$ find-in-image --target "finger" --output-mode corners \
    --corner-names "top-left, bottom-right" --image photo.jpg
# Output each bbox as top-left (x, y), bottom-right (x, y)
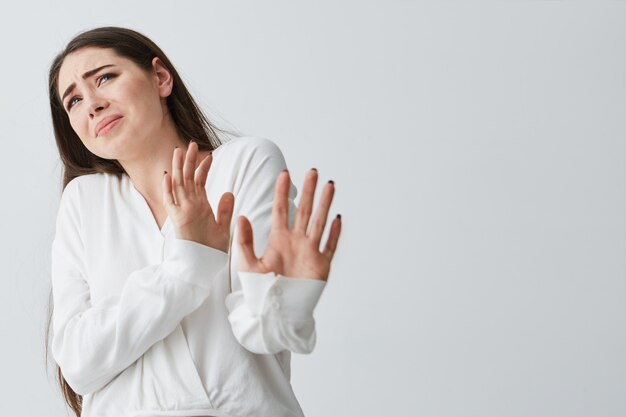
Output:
top-left (194, 152), bottom-right (213, 201)
top-left (183, 141), bottom-right (198, 194)
top-left (293, 168), bottom-right (318, 234)
top-left (271, 170), bottom-right (291, 231)
top-left (309, 180), bottom-right (335, 249)
top-left (217, 192), bottom-right (235, 229)
top-left (237, 215), bottom-right (260, 272)
top-left (162, 170), bottom-right (176, 208)
top-left (171, 147), bottom-right (186, 205)
top-left (322, 214), bottom-right (342, 262)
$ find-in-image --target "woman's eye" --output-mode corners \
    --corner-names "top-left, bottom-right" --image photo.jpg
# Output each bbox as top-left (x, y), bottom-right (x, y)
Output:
top-left (98, 73), bottom-right (115, 85)
top-left (67, 97), bottom-right (80, 110)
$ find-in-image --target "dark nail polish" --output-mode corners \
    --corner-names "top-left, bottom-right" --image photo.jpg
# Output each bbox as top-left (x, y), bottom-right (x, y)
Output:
top-left (164, 170), bottom-right (168, 174)
top-left (282, 169), bottom-right (288, 173)
top-left (312, 168), bottom-right (318, 172)
top-left (328, 180), bottom-right (334, 185)
top-left (337, 214), bottom-right (341, 220)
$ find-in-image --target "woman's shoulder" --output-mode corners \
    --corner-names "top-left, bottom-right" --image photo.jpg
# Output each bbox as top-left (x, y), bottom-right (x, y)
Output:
top-left (65, 172), bottom-right (116, 190)
top-left (56, 173), bottom-right (113, 220)
top-left (213, 135), bottom-right (285, 162)
top-left (61, 172), bottom-right (119, 202)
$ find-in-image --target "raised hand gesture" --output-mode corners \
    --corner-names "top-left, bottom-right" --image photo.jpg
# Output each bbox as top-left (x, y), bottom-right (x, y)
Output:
top-left (237, 168), bottom-right (342, 281)
top-left (162, 141), bottom-right (234, 253)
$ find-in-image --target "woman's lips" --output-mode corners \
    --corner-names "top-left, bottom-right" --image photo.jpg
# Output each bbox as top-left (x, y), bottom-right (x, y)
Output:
top-left (96, 117), bottom-right (123, 137)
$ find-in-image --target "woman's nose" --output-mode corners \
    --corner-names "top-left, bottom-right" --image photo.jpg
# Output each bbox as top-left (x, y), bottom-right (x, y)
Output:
top-left (88, 95), bottom-right (109, 118)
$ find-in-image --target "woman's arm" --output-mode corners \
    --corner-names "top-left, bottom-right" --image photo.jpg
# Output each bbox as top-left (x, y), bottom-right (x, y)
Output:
top-left (51, 177), bottom-right (229, 396)
top-left (224, 137), bottom-right (339, 354)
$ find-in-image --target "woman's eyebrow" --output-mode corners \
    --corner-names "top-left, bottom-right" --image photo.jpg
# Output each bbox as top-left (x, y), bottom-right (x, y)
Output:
top-left (60, 64), bottom-right (117, 103)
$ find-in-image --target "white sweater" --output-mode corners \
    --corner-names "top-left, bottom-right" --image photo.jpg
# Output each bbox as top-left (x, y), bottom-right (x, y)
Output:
top-left (50, 136), bottom-right (326, 417)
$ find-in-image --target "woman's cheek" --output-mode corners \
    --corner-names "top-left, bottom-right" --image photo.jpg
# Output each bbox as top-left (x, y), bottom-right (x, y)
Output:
top-left (73, 119), bottom-right (89, 142)
top-left (75, 119), bottom-right (87, 139)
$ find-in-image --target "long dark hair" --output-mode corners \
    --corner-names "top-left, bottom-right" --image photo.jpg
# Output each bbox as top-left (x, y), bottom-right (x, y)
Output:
top-left (45, 26), bottom-right (238, 416)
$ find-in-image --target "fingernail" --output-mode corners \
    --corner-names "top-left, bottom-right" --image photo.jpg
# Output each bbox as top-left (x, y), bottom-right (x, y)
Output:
top-left (311, 168), bottom-right (317, 172)
top-left (328, 180), bottom-right (334, 185)
top-left (337, 214), bottom-right (341, 220)
top-left (164, 170), bottom-right (168, 174)
top-left (282, 169), bottom-right (288, 173)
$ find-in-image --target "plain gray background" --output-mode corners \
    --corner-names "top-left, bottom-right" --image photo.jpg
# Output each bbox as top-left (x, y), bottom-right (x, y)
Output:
top-left (0, 1), bottom-right (624, 416)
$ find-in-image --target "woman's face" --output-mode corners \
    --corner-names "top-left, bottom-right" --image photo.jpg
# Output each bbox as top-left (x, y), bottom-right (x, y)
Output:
top-left (57, 47), bottom-right (173, 161)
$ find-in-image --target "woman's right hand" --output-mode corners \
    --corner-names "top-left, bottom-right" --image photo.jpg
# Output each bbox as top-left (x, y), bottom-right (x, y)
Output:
top-left (162, 141), bottom-right (234, 253)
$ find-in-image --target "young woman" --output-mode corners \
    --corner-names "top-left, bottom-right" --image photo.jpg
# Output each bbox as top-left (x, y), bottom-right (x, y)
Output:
top-left (46, 26), bottom-right (341, 417)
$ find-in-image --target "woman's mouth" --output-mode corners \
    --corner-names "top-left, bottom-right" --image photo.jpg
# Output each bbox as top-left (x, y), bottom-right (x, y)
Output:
top-left (96, 116), bottom-right (123, 137)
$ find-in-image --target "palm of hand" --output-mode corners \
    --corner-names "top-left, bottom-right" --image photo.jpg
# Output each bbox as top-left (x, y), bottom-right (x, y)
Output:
top-left (163, 142), bottom-right (234, 253)
top-left (250, 228), bottom-right (331, 280)
top-left (238, 169), bottom-right (341, 281)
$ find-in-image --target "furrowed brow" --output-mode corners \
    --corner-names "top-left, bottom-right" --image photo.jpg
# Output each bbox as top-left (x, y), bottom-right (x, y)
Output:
top-left (60, 64), bottom-right (117, 103)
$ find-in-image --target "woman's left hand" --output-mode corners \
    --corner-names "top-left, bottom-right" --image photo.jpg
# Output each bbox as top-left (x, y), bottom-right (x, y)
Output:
top-left (237, 169), bottom-right (342, 281)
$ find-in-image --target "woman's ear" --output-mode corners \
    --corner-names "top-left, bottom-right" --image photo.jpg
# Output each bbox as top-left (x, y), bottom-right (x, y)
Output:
top-left (151, 57), bottom-right (173, 98)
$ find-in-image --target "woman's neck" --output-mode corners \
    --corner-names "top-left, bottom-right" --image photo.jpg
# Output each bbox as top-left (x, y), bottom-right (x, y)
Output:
top-left (116, 112), bottom-right (211, 213)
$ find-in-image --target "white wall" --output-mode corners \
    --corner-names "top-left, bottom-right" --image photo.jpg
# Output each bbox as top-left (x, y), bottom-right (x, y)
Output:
top-left (0, 1), bottom-right (624, 416)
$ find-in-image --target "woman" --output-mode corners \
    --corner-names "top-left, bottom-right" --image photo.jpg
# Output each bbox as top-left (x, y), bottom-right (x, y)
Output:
top-left (46, 26), bottom-right (341, 417)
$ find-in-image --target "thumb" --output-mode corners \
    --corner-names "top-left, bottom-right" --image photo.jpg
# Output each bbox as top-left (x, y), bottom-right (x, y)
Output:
top-left (216, 192), bottom-right (235, 228)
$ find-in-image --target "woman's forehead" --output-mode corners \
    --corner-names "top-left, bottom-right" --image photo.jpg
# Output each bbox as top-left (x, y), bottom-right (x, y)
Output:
top-left (60, 47), bottom-right (120, 75)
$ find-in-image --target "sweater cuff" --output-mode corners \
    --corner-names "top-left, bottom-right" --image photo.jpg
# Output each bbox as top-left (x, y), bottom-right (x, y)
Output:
top-left (163, 238), bottom-right (229, 288)
top-left (239, 271), bottom-right (326, 320)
